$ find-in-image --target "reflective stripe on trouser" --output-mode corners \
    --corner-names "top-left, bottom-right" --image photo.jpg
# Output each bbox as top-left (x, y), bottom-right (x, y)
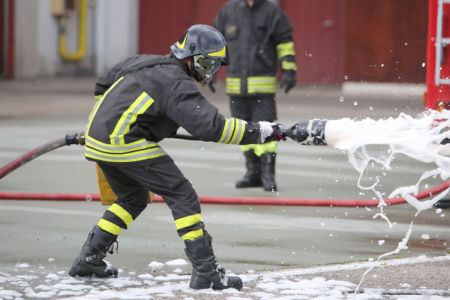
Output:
top-left (174, 214), bottom-right (205, 240)
top-left (96, 157), bottom-right (202, 238)
top-left (241, 142), bottom-right (277, 157)
top-left (226, 76), bottom-right (276, 95)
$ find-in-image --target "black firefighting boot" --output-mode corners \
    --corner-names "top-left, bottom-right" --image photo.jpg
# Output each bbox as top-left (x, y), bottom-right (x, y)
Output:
top-left (184, 232), bottom-right (243, 290)
top-left (235, 149), bottom-right (262, 188)
top-left (261, 152), bottom-right (277, 192)
top-left (69, 225), bottom-right (118, 278)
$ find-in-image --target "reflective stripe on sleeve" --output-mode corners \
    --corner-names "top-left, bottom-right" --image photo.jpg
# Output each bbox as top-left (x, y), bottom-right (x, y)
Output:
top-left (281, 60), bottom-right (297, 71)
top-left (218, 118), bottom-right (246, 144)
top-left (276, 41), bottom-right (295, 59)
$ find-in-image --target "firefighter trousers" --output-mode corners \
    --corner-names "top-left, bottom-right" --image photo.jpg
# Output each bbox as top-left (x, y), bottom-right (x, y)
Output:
top-left (97, 157), bottom-right (203, 238)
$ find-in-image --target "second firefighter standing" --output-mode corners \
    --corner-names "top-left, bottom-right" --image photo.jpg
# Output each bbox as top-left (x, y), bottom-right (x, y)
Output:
top-left (213, 0), bottom-right (297, 192)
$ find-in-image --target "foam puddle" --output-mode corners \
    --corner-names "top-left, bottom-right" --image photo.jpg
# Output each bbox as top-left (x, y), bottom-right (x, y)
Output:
top-left (324, 109), bottom-right (450, 295)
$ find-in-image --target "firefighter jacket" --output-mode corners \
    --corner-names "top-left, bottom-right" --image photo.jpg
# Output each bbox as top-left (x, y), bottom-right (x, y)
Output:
top-left (214, 0), bottom-right (297, 96)
top-left (85, 54), bottom-right (261, 164)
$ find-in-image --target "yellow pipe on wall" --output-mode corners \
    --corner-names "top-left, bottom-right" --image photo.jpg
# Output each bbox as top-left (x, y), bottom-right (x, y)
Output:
top-left (59, 0), bottom-right (87, 61)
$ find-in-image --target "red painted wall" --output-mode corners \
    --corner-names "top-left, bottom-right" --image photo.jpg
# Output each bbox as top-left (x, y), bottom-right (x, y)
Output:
top-left (138, 0), bottom-right (426, 84)
top-left (138, 0), bottom-right (226, 55)
top-left (280, 0), bottom-right (346, 84)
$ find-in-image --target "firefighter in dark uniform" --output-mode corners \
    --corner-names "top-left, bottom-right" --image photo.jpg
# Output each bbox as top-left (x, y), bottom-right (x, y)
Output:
top-left (213, 0), bottom-right (297, 192)
top-left (68, 24), bottom-right (286, 291)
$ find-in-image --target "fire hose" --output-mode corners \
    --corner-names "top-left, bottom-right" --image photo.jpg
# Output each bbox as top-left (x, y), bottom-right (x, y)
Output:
top-left (0, 130), bottom-right (449, 207)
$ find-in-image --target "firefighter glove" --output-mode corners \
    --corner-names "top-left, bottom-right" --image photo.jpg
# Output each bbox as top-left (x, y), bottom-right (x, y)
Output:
top-left (259, 121), bottom-right (287, 143)
top-left (280, 70), bottom-right (296, 94)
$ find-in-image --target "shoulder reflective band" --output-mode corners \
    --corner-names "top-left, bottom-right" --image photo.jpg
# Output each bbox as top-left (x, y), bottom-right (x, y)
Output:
top-left (276, 41), bottom-right (295, 59)
top-left (110, 91), bottom-right (155, 145)
top-left (247, 76), bottom-right (276, 94)
top-left (85, 76), bottom-right (124, 136)
top-left (218, 118), bottom-right (246, 145)
top-left (226, 77), bottom-right (241, 94)
top-left (282, 61), bottom-right (297, 71)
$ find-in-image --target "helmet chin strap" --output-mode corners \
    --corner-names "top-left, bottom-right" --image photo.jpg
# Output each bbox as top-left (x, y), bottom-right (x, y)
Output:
top-left (190, 57), bottom-right (209, 86)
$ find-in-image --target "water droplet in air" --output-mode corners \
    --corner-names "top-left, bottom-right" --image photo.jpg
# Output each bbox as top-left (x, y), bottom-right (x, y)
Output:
top-left (421, 233), bottom-right (430, 240)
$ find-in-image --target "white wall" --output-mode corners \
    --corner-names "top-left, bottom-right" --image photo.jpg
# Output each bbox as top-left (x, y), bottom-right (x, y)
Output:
top-left (13, 0), bottom-right (138, 79)
top-left (95, 0), bottom-right (138, 75)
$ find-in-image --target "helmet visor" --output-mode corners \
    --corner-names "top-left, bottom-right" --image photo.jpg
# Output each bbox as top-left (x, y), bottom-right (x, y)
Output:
top-left (193, 55), bottom-right (222, 85)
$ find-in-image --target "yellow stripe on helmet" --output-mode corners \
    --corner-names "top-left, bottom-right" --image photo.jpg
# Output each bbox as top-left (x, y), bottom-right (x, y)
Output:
top-left (177, 33), bottom-right (188, 49)
top-left (208, 46), bottom-right (226, 57)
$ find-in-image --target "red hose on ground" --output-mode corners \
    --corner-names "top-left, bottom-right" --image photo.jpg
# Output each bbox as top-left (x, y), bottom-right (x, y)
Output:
top-left (0, 180), bottom-right (448, 206)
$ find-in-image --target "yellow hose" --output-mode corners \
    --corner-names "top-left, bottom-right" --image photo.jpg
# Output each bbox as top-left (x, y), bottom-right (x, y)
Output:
top-left (58, 0), bottom-right (87, 61)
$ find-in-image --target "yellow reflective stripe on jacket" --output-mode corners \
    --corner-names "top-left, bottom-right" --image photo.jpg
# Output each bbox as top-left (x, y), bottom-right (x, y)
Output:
top-left (182, 229), bottom-right (204, 240)
top-left (174, 213), bottom-right (203, 230)
top-left (276, 41), bottom-right (295, 59)
top-left (108, 203), bottom-right (133, 227)
top-left (85, 133), bottom-right (167, 163)
top-left (85, 76), bottom-right (124, 136)
top-left (218, 118), bottom-right (246, 145)
top-left (98, 219), bottom-right (121, 235)
top-left (86, 136), bottom-right (158, 151)
top-left (110, 92), bottom-right (155, 145)
top-left (226, 77), bottom-right (241, 94)
top-left (85, 143), bottom-right (166, 162)
top-left (247, 76), bottom-right (276, 94)
top-left (281, 61), bottom-right (297, 71)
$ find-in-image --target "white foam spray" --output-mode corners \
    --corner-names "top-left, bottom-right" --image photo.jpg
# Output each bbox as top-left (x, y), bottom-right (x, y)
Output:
top-left (324, 110), bottom-right (450, 297)
top-left (325, 109), bottom-right (450, 215)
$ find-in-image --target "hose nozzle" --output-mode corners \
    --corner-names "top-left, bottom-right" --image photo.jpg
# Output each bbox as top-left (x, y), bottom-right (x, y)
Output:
top-left (282, 119), bottom-right (327, 145)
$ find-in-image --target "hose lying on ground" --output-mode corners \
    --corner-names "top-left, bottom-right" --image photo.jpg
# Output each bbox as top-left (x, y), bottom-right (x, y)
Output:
top-left (0, 179), bottom-right (449, 207)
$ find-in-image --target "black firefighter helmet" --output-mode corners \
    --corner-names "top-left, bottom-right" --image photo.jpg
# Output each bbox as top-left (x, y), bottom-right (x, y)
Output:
top-left (171, 24), bottom-right (228, 85)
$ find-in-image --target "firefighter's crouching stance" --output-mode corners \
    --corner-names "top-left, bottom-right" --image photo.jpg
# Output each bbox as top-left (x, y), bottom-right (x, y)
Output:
top-left (69, 24), bottom-right (286, 290)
